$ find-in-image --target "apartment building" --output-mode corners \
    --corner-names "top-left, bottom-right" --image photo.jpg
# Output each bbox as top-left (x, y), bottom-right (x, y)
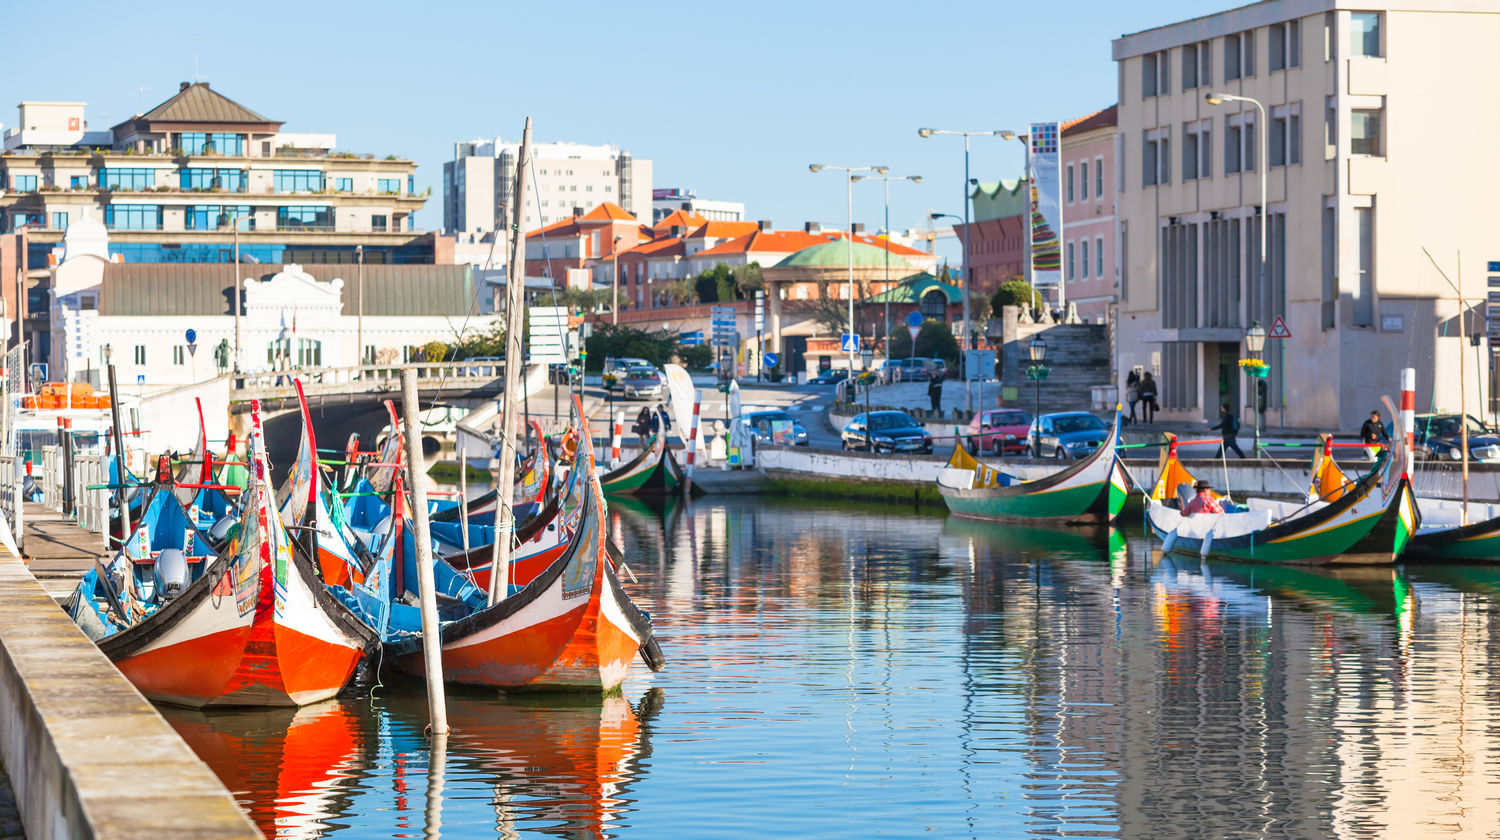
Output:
top-left (651, 188), bottom-right (745, 223)
top-left (442, 137), bottom-right (652, 246)
top-left (1060, 105), bottom-right (1119, 323)
top-left (0, 83), bottom-right (428, 263)
top-left (1114, 0), bottom-right (1500, 429)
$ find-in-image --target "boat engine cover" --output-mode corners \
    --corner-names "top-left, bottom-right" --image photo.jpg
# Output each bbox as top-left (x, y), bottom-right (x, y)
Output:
top-left (209, 514), bottom-right (240, 544)
top-left (154, 548), bottom-right (188, 603)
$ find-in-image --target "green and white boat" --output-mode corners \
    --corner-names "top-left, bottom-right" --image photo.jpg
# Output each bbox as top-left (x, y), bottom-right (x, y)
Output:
top-left (1146, 433), bottom-right (1418, 566)
top-left (598, 426), bottom-right (683, 497)
top-left (936, 413), bottom-right (1128, 525)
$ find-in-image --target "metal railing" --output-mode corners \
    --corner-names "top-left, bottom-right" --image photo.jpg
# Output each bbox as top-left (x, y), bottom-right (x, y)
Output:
top-left (0, 456), bottom-right (23, 552)
top-left (233, 362), bottom-right (505, 401)
top-left (38, 446), bottom-right (109, 536)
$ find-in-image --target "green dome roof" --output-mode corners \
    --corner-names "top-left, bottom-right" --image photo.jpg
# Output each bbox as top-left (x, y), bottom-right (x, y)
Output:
top-left (777, 240), bottom-right (911, 269)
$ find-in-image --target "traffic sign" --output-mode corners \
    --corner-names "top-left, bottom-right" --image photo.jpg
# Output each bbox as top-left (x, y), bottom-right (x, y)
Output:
top-left (908, 325), bottom-right (920, 342)
top-left (905, 311), bottom-right (923, 329)
top-left (840, 333), bottom-right (860, 353)
top-left (1268, 315), bottom-right (1291, 339)
top-left (763, 352), bottom-right (778, 368)
top-left (965, 349), bottom-right (996, 381)
top-left (185, 328), bottom-right (197, 344)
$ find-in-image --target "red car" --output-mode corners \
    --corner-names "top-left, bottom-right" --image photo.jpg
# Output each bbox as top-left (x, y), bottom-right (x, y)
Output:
top-left (965, 409), bottom-right (1032, 455)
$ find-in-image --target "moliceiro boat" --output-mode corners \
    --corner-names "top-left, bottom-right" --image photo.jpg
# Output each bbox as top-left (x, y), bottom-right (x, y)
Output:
top-left (1145, 431), bottom-right (1418, 566)
top-left (936, 412), bottom-right (1128, 524)
top-left (599, 412), bottom-right (683, 497)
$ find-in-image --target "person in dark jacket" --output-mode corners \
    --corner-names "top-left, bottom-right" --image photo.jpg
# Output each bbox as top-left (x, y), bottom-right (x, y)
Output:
top-left (1211, 403), bottom-right (1246, 458)
top-left (1360, 409), bottom-right (1390, 460)
top-left (1139, 372), bottom-right (1159, 423)
top-left (634, 406), bottom-right (652, 438)
top-left (927, 377), bottom-right (943, 414)
top-left (1125, 369), bottom-right (1142, 425)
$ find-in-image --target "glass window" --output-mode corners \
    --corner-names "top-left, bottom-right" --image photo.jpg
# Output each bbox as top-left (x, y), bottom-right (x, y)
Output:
top-left (1351, 109), bottom-right (1381, 155)
top-left (51, 212), bottom-right (67, 230)
top-left (1066, 241), bottom-right (1075, 280)
top-left (1143, 53), bottom-right (1158, 97)
top-left (134, 345), bottom-right (145, 365)
top-left (13, 174), bottom-right (37, 192)
top-left (273, 170), bottom-right (325, 193)
top-left (276, 205), bottom-right (333, 230)
top-left (173, 346), bottom-right (186, 366)
top-left (1289, 20), bottom-right (1301, 67)
top-left (104, 204), bottom-right (162, 230)
top-left (70, 175), bottom-right (89, 189)
top-left (1244, 119), bottom-right (1256, 170)
top-left (1080, 161), bottom-right (1089, 200)
top-left (335, 177), bottom-right (353, 192)
top-left (1244, 30), bottom-right (1256, 76)
top-left (186, 205), bottom-right (251, 231)
top-left (179, 132), bottom-right (244, 156)
top-left (1066, 165), bottom-right (1075, 203)
top-left (371, 214), bottom-right (388, 231)
top-left (1182, 43), bottom-right (1199, 89)
top-left (179, 168), bottom-right (245, 192)
top-left (1094, 157), bottom-right (1103, 197)
top-left (1225, 33), bottom-right (1242, 80)
top-left (1354, 205), bottom-right (1374, 326)
top-left (1095, 236), bottom-right (1104, 276)
top-left (101, 168), bottom-right (156, 190)
top-left (1289, 113), bottom-right (1301, 164)
top-left (1081, 239), bottom-right (1090, 278)
top-left (1270, 23), bottom-right (1287, 70)
top-left (1351, 12), bottom-right (1381, 57)
top-left (1271, 116), bottom-right (1287, 166)
top-left (1143, 137), bottom-right (1159, 186)
top-left (1183, 129), bottom-right (1199, 180)
top-left (377, 178), bottom-right (400, 194)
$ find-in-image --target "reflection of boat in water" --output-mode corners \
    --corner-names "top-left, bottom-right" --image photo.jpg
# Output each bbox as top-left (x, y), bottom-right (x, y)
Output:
top-left (940, 516), bottom-right (1125, 564)
top-left (1190, 557), bottom-right (1410, 616)
top-left (1406, 564), bottom-right (1500, 597)
top-left (162, 700), bottom-right (364, 839)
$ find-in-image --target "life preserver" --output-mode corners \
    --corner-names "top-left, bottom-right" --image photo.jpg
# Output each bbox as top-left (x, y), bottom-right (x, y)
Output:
top-left (560, 429), bottom-right (579, 464)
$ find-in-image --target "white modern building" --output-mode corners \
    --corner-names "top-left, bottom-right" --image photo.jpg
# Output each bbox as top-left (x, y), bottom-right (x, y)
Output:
top-left (1114, 0), bottom-right (1500, 430)
top-left (47, 217), bottom-right (488, 388)
top-left (651, 188), bottom-right (745, 223)
top-left (442, 137), bottom-right (652, 247)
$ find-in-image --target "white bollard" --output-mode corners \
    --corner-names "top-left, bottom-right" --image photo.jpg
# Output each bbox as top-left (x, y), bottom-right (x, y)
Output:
top-left (1400, 367), bottom-right (1415, 480)
top-left (611, 411), bottom-right (623, 467)
top-left (684, 391), bottom-right (702, 494)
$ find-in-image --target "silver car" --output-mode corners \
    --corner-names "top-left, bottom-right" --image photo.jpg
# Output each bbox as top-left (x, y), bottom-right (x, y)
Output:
top-left (622, 367), bottom-right (664, 400)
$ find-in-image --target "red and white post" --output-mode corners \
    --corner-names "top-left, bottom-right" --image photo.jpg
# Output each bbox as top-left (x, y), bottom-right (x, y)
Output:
top-left (1400, 367), bottom-right (1415, 480)
top-left (684, 390), bottom-right (702, 494)
top-left (611, 411), bottom-right (623, 468)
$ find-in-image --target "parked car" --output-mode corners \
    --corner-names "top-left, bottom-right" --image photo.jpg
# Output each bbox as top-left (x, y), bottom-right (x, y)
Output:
top-left (885, 358), bottom-right (931, 382)
top-left (916, 357), bottom-right (949, 381)
top-left (841, 410), bottom-right (933, 454)
top-left (622, 366), bottom-right (664, 400)
top-left (965, 409), bottom-right (1032, 455)
top-left (1413, 413), bottom-right (1500, 462)
top-left (809, 369), bottom-right (849, 385)
top-left (1026, 411), bottom-right (1110, 459)
top-left (603, 356), bottom-right (652, 387)
top-left (739, 409), bottom-right (810, 446)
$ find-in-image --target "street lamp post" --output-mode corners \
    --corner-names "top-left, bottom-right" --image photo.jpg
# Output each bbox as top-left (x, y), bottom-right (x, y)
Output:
top-left (1207, 92), bottom-right (1270, 427)
top-left (860, 345), bottom-right (874, 451)
top-left (355, 244), bottom-right (364, 369)
top-left (1026, 335), bottom-right (1049, 455)
top-left (810, 163), bottom-right (889, 377)
top-left (1243, 320), bottom-right (1267, 457)
top-left (918, 127), bottom-right (1006, 415)
top-left (851, 173), bottom-right (922, 359)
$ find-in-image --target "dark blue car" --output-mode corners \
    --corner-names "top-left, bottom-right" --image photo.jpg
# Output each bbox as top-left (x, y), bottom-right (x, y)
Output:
top-left (841, 410), bottom-right (933, 454)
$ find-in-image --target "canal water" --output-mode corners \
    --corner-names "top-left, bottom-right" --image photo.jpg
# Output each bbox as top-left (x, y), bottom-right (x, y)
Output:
top-left (160, 497), bottom-right (1500, 839)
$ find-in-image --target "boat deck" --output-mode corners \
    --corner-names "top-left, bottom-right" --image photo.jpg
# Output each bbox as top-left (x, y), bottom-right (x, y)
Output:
top-left (20, 501), bottom-right (108, 599)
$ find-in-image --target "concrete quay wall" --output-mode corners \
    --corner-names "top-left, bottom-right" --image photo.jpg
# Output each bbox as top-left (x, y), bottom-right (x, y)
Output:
top-left (0, 554), bottom-right (261, 840)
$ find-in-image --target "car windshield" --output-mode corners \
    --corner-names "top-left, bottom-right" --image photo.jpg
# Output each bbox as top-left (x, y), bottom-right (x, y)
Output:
top-left (869, 413), bottom-right (915, 431)
top-left (1422, 415), bottom-right (1486, 437)
top-left (627, 369), bottom-right (657, 380)
top-left (749, 412), bottom-right (793, 426)
top-left (992, 412), bottom-right (1028, 426)
top-left (1053, 414), bottom-right (1106, 434)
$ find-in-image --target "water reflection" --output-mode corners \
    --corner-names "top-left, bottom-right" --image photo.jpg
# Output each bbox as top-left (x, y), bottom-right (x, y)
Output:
top-left (166, 498), bottom-right (1500, 839)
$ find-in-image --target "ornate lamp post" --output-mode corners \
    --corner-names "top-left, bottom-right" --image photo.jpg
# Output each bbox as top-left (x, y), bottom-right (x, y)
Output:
top-left (1241, 320), bottom-right (1267, 457)
top-left (860, 344), bottom-right (875, 451)
top-left (1026, 335), bottom-right (1049, 455)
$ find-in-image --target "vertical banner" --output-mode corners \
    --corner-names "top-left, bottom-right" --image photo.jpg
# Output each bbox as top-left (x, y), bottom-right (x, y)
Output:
top-left (1028, 122), bottom-right (1062, 291)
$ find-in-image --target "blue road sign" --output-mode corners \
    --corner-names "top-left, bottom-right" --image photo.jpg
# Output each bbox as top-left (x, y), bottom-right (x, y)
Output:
top-left (764, 352), bottom-right (779, 368)
top-left (840, 333), bottom-right (860, 353)
top-left (906, 311), bottom-right (923, 328)
top-left (185, 328), bottom-right (197, 345)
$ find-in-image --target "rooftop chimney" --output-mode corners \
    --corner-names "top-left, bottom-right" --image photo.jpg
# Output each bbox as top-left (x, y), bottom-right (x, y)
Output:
top-left (180, 82), bottom-right (191, 91)
top-left (804, 221), bottom-right (821, 234)
top-left (758, 219), bottom-right (772, 232)
top-left (573, 206), bottom-right (584, 219)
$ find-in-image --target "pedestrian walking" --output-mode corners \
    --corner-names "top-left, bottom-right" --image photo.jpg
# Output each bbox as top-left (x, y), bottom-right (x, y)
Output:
top-left (1139, 372), bottom-right (1158, 423)
top-left (1211, 403), bottom-right (1246, 458)
top-left (633, 406), bottom-right (652, 438)
top-left (928, 376), bottom-right (943, 414)
top-left (1360, 409), bottom-right (1389, 461)
top-left (1125, 369), bottom-right (1141, 425)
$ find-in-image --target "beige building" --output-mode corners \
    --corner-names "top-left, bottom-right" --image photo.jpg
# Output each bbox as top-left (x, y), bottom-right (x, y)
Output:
top-left (1113, 1), bottom-right (1500, 430)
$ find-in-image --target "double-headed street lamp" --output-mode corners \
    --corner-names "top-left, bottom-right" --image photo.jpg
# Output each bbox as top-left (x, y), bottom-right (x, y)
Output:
top-left (850, 173), bottom-right (922, 355)
top-left (810, 163), bottom-right (889, 376)
top-left (918, 127), bottom-right (1007, 414)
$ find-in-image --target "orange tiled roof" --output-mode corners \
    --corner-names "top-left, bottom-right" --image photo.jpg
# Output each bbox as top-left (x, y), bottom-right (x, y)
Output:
top-left (621, 237), bottom-right (685, 258)
top-left (853, 234), bottom-right (931, 258)
top-left (525, 217), bottom-right (585, 239)
top-left (580, 202), bottom-right (637, 222)
top-left (686, 220), bottom-right (760, 239)
top-left (694, 229), bottom-right (835, 258)
top-left (653, 209), bottom-right (707, 231)
top-left (1062, 104), bottom-right (1118, 136)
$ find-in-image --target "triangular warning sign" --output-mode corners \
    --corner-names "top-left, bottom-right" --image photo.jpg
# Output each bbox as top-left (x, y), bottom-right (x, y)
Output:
top-left (1268, 315), bottom-right (1291, 339)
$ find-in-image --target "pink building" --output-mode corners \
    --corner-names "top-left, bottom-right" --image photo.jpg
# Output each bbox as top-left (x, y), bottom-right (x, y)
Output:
top-left (1059, 105), bottom-right (1118, 323)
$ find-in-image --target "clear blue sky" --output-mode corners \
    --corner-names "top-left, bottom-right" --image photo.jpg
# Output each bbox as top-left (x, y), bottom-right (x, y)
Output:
top-left (6, 0), bottom-right (1226, 260)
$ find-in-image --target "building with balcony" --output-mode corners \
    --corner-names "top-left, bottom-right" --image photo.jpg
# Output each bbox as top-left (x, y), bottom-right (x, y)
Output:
top-left (0, 82), bottom-right (430, 265)
top-left (1114, 1), bottom-right (1499, 429)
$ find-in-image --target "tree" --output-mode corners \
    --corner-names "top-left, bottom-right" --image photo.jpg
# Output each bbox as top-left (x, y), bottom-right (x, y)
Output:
top-left (887, 319), bottom-right (960, 367)
top-left (735, 262), bottom-right (765, 296)
top-left (580, 323), bottom-right (679, 371)
top-left (661, 278), bottom-right (697, 306)
top-left (991, 278), bottom-right (1042, 316)
top-left (695, 263), bottom-right (735, 303)
top-left (556, 287), bottom-right (608, 314)
top-left (418, 340), bottom-right (450, 361)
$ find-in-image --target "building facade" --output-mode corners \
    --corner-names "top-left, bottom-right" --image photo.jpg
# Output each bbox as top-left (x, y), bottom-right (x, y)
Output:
top-left (442, 138), bottom-right (652, 248)
top-left (1060, 105), bottom-right (1119, 323)
top-left (0, 83), bottom-right (428, 263)
top-left (651, 188), bottom-right (745, 223)
top-left (1114, 1), bottom-right (1498, 429)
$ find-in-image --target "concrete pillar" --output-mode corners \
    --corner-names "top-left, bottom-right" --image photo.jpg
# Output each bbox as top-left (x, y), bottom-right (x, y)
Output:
top-left (769, 281), bottom-right (783, 355)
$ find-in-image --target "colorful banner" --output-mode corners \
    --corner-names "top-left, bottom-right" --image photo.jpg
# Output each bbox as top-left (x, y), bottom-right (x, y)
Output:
top-left (1028, 122), bottom-right (1062, 289)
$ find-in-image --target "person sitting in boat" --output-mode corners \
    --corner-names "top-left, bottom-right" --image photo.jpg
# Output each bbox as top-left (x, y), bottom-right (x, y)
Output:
top-left (1182, 480), bottom-right (1224, 516)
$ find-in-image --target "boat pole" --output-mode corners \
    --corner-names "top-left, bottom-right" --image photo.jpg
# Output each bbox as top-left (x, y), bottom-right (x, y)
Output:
top-left (458, 441), bottom-right (469, 557)
top-left (106, 361), bottom-right (131, 542)
top-left (401, 369), bottom-right (448, 735)
top-left (488, 117), bottom-right (534, 607)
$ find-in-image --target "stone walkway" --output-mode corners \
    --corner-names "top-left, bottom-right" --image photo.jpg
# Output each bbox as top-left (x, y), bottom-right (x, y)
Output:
top-left (0, 763), bottom-right (22, 840)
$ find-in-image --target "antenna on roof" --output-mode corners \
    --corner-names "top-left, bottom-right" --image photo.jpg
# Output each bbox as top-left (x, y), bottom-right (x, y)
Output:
top-left (137, 86), bottom-right (150, 110)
